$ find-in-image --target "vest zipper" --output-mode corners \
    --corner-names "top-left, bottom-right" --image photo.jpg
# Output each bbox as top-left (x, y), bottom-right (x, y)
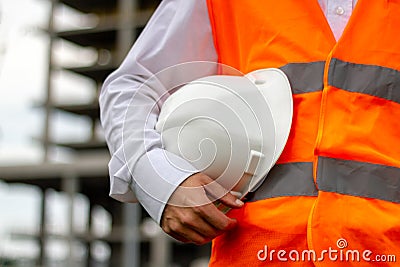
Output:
top-left (313, 51), bottom-right (334, 185)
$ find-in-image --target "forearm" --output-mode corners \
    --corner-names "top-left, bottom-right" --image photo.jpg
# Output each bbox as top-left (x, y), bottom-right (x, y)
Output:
top-left (99, 0), bottom-right (218, 223)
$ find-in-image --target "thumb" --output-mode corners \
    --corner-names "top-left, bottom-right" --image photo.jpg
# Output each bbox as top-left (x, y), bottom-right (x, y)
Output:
top-left (216, 191), bottom-right (244, 210)
top-left (201, 176), bottom-right (244, 209)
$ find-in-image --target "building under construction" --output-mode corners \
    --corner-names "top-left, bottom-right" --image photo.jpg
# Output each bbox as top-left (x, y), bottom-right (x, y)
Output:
top-left (0, 0), bottom-right (210, 266)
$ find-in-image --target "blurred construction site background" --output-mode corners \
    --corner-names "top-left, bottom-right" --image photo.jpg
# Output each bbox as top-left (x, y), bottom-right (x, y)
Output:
top-left (0, 0), bottom-right (210, 266)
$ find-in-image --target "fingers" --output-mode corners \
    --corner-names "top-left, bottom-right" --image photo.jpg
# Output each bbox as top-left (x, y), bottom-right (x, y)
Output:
top-left (196, 203), bottom-right (237, 231)
top-left (162, 201), bottom-right (240, 245)
top-left (165, 223), bottom-right (209, 245)
top-left (191, 203), bottom-right (237, 233)
top-left (201, 175), bottom-right (244, 209)
top-left (161, 172), bottom-right (245, 245)
top-left (167, 231), bottom-right (190, 244)
top-left (217, 191), bottom-right (244, 208)
top-left (168, 173), bottom-right (244, 209)
top-left (162, 205), bottom-right (219, 245)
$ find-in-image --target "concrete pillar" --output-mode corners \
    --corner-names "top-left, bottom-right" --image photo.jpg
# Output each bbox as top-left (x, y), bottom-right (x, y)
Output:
top-left (43, 0), bottom-right (57, 162)
top-left (38, 188), bottom-right (48, 267)
top-left (116, 0), bottom-right (136, 62)
top-left (122, 204), bottom-right (141, 267)
top-left (62, 172), bottom-right (79, 266)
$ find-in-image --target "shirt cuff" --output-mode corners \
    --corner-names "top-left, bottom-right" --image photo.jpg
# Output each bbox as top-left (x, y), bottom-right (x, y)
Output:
top-left (108, 147), bottom-right (138, 202)
top-left (132, 148), bottom-right (198, 224)
top-left (108, 146), bottom-right (198, 224)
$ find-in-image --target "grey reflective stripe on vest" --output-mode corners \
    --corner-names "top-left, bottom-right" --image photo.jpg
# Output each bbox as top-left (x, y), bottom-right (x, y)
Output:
top-left (328, 58), bottom-right (400, 103)
top-left (248, 162), bottom-right (318, 202)
top-left (280, 61), bottom-right (325, 94)
top-left (317, 156), bottom-right (400, 203)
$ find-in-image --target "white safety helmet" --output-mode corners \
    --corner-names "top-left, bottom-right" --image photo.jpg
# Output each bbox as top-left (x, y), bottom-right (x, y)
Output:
top-left (155, 68), bottom-right (292, 200)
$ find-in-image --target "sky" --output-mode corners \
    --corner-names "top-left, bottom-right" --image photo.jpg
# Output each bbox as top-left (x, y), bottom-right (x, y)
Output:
top-left (0, 0), bottom-right (106, 261)
top-left (0, 0), bottom-right (49, 164)
top-left (0, 0), bottom-right (97, 166)
top-left (0, 0), bottom-right (50, 257)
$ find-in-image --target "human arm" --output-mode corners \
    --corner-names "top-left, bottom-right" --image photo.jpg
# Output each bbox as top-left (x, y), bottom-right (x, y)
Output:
top-left (99, 0), bottom-right (243, 239)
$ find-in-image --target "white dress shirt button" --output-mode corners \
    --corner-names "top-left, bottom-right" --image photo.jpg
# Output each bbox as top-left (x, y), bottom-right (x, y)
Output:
top-left (335, 6), bottom-right (345, 15)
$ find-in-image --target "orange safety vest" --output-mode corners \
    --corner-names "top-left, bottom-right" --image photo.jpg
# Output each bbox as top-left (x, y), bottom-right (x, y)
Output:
top-left (206, 0), bottom-right (400, 266)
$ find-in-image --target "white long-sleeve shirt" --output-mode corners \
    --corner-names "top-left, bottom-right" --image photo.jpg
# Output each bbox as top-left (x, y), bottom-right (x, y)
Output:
top-left (99, 0), bottom-right (357, 224)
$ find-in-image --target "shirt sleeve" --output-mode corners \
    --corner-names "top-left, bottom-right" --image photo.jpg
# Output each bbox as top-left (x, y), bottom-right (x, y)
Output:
top-left (99, 0), bottom-right (218, 224)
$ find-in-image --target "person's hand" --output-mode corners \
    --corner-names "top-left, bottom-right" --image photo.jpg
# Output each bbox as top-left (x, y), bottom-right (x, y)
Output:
top-left (161, 172), bottom-right (244, 245)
